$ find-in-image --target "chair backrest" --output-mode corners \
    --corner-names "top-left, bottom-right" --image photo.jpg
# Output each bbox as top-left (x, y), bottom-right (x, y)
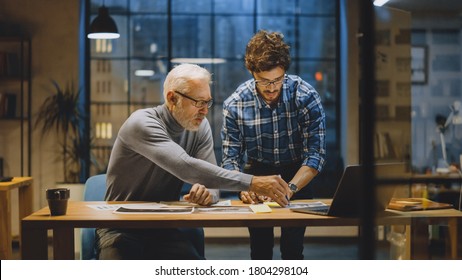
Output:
top-left (80, 174), bottom-right (107, 260)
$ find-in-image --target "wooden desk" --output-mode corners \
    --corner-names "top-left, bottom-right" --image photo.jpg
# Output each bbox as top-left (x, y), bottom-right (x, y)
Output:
top-left (21, 200), bottom-right (462, 260)
top-left (0, 177), bottom-right (33, 259)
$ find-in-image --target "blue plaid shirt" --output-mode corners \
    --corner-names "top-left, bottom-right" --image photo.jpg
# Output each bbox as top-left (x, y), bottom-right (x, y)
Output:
top-left (221, 74), bottom-right (326, 172)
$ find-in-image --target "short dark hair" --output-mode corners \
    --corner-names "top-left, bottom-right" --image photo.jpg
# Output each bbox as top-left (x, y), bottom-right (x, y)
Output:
top-left (244, 30), bottom-right (291, 73)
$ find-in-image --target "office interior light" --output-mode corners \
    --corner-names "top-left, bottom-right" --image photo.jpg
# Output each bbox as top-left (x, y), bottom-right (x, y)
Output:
top-left (88, 5), bottom-right (120, 39)
top-left (171, 58), bottom-right (226, 64)
top-left (135, 70), bottom-right (155, 77)
top-left (373, 0), bottom-right (390, 6)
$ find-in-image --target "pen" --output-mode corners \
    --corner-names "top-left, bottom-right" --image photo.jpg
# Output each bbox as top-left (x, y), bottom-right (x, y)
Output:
top-left (278, 174), bottom-right (290, 207)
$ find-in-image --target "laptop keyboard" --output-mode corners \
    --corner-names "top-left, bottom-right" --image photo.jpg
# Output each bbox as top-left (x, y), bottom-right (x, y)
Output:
top-left (291, 207), bottom-right (330, 215)
top-left (303, 208), bottom-right (329, 215)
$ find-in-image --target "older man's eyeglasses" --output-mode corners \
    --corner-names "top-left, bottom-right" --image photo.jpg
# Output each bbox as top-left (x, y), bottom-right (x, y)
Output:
top-left (174, 91), bottom-right (213, 108)
top-left (254, 75), bottom-right (286, 88)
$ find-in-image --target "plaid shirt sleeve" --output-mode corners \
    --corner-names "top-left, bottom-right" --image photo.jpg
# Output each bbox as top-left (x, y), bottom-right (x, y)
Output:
top-left (221, 99), bottom-right (245, 171)
top-left (297, 81), bottom-right (326, 172)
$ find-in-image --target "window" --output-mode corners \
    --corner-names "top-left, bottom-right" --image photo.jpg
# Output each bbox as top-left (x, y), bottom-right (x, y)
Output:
top-left (88, 0), bottom-right (339, 196)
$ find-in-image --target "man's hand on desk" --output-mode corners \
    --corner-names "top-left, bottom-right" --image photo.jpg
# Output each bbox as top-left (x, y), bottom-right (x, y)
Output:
top-left (249, 175), bottom-right (290, 207)
top-left (183, 183), bottom-right (218, 206)
top-left (240, 191), bottom-right (271, 204)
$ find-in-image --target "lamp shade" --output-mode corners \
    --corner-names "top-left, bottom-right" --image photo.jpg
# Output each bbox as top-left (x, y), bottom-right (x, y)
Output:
top-left (88, 6), bottom-right (120, 39)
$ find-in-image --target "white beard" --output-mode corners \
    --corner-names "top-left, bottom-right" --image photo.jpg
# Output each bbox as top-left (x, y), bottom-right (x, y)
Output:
top-left (172, 100), bottom-right (203, 131)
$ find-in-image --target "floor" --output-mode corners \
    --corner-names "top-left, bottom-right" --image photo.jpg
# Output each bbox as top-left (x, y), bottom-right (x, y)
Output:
top-left (204, 237), bottom-right (389, 260)
top-left (11, 235), bottom-right (450, 260)
top-left (11, 237), bottom-right (390, 260)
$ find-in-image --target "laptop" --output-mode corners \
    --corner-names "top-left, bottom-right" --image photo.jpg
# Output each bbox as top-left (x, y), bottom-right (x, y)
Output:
top-left (291, 163), bottom-right (406, 217)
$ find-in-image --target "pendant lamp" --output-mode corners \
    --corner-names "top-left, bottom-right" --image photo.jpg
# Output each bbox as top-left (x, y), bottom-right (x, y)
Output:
top-left (88, 5), bottom-right (120, 39)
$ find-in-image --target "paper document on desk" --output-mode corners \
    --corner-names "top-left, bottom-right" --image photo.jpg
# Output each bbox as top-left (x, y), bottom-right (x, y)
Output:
top-left (87, 204), bottom-right (122, 211)
top-left (86, 203), bottom-right (165, 211)
top-left (162, 200), bottom-right (250, 214)
top-left (88, 202), bottom-right (174, 211)
top-left (114, 207), bottom-right (194, 214)
top-left (113, 203), bottom-right (194, 214)
top-left (160, 199), bottom-right (232, 207)
top-left (264, 201), bottom-right (327, 209)
top-left (196, 206), bottom-right (252, 214)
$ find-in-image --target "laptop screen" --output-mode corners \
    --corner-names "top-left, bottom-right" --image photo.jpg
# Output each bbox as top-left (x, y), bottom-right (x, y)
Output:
top-left (327, 163), bottom-right (406, 217)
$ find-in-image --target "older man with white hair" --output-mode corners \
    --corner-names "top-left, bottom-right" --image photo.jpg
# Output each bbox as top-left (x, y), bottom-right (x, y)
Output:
top-left (96, 63), bottom-right (290, 260)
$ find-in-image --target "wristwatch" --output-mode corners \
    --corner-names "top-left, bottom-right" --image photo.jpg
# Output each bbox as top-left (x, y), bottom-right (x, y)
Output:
top-left (288, 183), bottom-right (298, 194)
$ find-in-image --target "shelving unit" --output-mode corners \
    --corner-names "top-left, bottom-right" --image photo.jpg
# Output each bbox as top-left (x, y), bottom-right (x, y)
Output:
top-left (373, 7), bottom-right (412, 164)
top-left (0, 36), bottom-right (31, 176)
top-left (411, 28), bottom-right (462, 171)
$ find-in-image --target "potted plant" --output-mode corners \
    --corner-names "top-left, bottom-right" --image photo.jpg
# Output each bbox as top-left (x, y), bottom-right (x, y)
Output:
top-left (35, 80), bottom-right (85, 183)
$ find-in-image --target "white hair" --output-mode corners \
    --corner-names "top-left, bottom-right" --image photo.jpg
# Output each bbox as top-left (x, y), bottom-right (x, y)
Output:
top-left (163, 63), bottom-right (212, 101)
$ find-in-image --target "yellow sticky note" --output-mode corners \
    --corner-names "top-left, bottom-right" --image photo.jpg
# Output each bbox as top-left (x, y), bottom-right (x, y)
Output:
top-left (264, 201), bottom-right (281, 208)
top-left (249, 204), bottom-right (272, 213)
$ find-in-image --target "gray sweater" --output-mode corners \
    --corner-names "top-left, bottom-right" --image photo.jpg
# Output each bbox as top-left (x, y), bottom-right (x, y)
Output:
top-left (105, 104), bottom-right (253, 201)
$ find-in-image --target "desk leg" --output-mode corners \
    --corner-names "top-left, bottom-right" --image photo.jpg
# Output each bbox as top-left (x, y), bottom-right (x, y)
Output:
top-left (53, 227), bottom-right (75, 260)
top-left (0, 191), bottom-right (12, 259)
top-left (404, 225), bottom-right (411, 260)
top-left (447, 218), bottom-right (461, 259)
top-left (21, 227), bottom-right (48, 259)
top-left (18, 181), bottom-right (33, 220)
top-left (409, 219), bottom-right (429, 260)
top-left (18, 181), bottom-right (33, 255)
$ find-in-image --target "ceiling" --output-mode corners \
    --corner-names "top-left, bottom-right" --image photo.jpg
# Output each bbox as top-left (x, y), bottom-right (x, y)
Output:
top-left (384, 0), bottom-right (462, 15)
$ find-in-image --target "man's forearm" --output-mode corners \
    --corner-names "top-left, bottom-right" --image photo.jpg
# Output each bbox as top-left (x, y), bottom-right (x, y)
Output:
top-left (289, 165), bottom-right (319, 191)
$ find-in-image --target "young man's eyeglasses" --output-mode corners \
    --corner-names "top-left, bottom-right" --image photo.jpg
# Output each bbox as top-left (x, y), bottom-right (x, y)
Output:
top-left (174, 91), bottom-right (214, 108)
top-left (254, 75), bottom-right (286, 88)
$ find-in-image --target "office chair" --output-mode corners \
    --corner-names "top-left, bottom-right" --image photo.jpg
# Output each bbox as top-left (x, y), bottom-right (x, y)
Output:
top-left (80, 174), bottom-right (107, 260)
